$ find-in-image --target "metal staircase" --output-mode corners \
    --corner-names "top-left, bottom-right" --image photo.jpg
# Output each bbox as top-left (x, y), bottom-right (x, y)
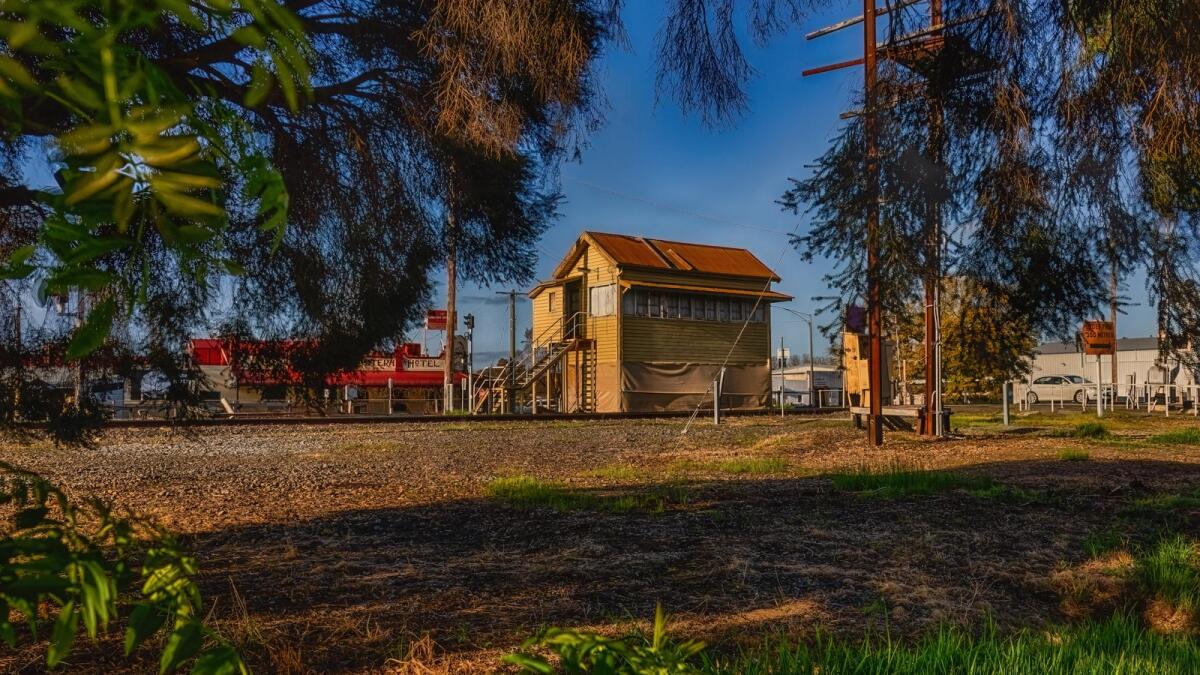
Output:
top-left (471, 311), bottom-right (595, 414)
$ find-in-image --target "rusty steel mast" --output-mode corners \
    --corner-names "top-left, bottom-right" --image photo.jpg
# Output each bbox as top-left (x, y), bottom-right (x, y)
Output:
top-left (803, 0), bottom-right (981, 443)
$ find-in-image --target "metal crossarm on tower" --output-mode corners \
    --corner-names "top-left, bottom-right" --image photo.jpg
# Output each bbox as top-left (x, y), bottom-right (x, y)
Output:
top-left (803, 1), bottom-right (994, 442)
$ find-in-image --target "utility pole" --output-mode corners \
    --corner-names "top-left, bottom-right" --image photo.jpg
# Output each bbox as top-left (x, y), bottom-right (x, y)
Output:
top-left (862, 0), bottom-right (884, 446)
top-left (777, 307), bottom-right (817, 408)
top-left (465, 313), bottom-right (475, 414)
top-left (443, 182), bottom-right (458, 415)
top-left (1110, 261), bottom-right (1119, 395)
top-left (496, 289), bottom-right (519, 414)
top-left (808, 314), bottom-right (815, 408)
top-left (923, 0), bottom-right (944, 436)
top-left (778, 335), bottom-right (786, 415)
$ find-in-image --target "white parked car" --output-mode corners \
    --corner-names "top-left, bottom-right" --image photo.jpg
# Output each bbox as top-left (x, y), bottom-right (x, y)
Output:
top-left (1026, 375), bottom-right (1094, 404)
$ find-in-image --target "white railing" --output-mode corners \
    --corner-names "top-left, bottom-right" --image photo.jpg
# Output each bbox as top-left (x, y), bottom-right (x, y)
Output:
top-left (1015, 379), bottom-right (1199, 417)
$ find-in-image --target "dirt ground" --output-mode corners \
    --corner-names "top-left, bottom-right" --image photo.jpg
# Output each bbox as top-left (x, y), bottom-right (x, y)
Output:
top-left (2, 410), bottom-right (1200, 673)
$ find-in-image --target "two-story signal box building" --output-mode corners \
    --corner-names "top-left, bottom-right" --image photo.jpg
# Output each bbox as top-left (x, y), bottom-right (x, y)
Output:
top-left (519, 231), bottom-right (791, 413)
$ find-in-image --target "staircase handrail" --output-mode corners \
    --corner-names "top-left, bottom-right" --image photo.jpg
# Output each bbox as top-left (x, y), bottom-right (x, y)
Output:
top-left (472, 311), bottom-right (589, 411)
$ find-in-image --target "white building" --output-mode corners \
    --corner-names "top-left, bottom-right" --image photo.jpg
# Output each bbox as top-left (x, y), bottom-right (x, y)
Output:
top-left (770, 364), bottom-right (843, 407)
top-left (1030, 337), bottom-right (1195, 393)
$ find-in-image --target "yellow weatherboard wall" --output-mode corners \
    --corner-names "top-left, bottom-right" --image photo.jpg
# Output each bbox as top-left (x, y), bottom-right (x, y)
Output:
top-left (528, 232), bottom-right (790, 413)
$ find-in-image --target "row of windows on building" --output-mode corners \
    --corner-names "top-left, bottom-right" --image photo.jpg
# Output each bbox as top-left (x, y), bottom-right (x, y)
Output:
top-left (550, 284), bottom-right (769, 323)
top-left (621, 288), bottom-right (767, 323)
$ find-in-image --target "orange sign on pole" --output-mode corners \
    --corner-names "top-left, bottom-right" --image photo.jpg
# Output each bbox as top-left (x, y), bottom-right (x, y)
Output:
top-left (1081, 320), bottom-right (1116, 356)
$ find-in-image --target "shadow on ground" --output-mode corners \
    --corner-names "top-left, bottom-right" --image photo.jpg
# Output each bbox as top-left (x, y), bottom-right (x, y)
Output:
top-left (149, 457), bottom-right (1200, 673)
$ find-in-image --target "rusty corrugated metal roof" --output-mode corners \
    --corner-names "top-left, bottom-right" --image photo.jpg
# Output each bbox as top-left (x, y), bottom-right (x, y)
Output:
top-left (647, 238), bottom-right (780, 281)
top-left (584, 231), bottom-right (781, 281)
top-left (586, 232), bottom-right (671, 269)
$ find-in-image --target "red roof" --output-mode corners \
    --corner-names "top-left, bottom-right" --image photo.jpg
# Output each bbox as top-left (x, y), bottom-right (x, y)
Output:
top-left (189, 339), bottom-right (462, 388)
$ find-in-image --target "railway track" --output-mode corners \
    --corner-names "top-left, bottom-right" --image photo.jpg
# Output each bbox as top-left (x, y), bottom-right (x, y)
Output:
top-left (88, 406), bottom-right (845, 429)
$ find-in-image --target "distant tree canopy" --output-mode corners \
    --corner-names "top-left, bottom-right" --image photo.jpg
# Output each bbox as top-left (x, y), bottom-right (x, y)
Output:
top-left (0, 1), bottom-right (623, 405)
top-left (656, 1), bottom-right (1200, 356)
top-left (891, 277), bottom-right (1036, 400)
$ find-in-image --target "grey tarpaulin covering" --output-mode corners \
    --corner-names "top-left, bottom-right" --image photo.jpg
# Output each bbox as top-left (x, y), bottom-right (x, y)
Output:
top-left (620, 362), bottom-right (769, 412)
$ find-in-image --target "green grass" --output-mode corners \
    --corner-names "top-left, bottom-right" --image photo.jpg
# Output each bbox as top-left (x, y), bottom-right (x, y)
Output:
top-left (828, 466), bottom-right (994, 498)
top-left (582, 464), bottom-right (642, 481)
top-left (485, 476), bottom-right (688, 513)
top-left (1135, 535), bottom-right (1200, 610)
top-left (714, 457), bottom-right (789, 475)
top-left (699, 615), bottom-right (1200, 674)
top-left (1083, 529), bottom-right (1127, 558)
top-left (1058, 448), bottom-right (1091, 461)
top-left (669, 457), bottom-right (790, 476)
top-left (1148, 428), bottom-right (1200, 445)
top-left (1072, 422), bottom-right (1111, 439)
top-left (1128, 488), bottom-right (1200, 513)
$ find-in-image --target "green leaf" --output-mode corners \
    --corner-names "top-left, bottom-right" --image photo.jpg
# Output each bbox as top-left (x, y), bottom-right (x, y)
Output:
top-left (62, 238), bottom-right (131, 265)
top-left (0, 55), bottom-right (36, 89)
top-left (8, 244), bottom-right (35, 265)
top-left (66, 298), bottom-right (116, 359)
top-left (189, 646), bottom-right (244, 675)
top-left (231, 26), bottom-right (266, 49)
top-left (501, 653), bottom-right (554, 674)
top-left (125, 603), bottom-right (166, 656)
top-left (46, 269), bottom-right (115, 293)
top-left (159, 622), bottom-right (203, 674)
top-left (47, 601), bottom-right (79, 668)
top-left (218, 259), bottom-right (245, 276)
top-left (244, 63), bottom-right (273, 108)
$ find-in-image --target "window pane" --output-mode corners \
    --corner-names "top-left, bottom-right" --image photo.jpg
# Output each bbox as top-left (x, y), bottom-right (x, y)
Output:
top-left (679, 294), bottom-right (692, 319)
top-left (666, 293), bottom-right (678, 318)
top-left (548, 292), bottom-right (556, 312)
top-left (705, 298), bottom-right (716, 321)
top-left (717, 299), bottom-right (729, 322)
top-left (638, 290), bottom-right (648, 316)
top-left (648, 292), bottom-right (661, 318)
top-left (623, 289), bottom-right (635, 315)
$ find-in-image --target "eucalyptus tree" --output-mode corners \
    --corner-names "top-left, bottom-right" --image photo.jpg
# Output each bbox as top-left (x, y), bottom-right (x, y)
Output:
top-left (656, 0), bottom-right (1200, 363)
top-left (1, 0), bottom-right (624, 404)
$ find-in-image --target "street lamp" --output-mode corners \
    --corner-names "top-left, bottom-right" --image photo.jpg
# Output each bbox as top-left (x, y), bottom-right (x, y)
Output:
top-left (777, 306), bottom-right (816, 408)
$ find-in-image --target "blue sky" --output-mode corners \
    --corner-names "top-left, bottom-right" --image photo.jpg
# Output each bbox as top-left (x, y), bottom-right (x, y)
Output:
top-left (455, 3), bottom-right (1158, 365)
top-left (16, 2), bottom-right (1158, 362)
